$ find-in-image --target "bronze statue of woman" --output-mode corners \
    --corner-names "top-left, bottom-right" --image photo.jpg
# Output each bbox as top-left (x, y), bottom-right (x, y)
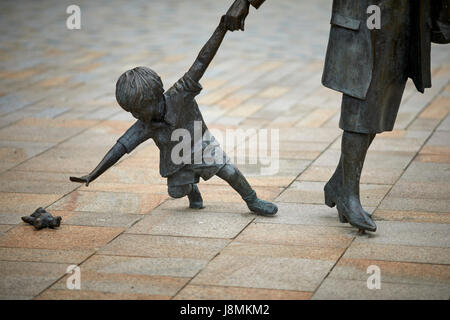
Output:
top-left (226, 0), bottom-right (448, 232)
top-left (322, 0), bottom-right (448, 232)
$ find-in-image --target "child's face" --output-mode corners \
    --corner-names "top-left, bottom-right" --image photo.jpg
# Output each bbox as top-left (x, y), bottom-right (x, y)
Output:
top-left (130, 97), bottom-right (165, 123)
top-left (130, 104), bottom-right (153, 122)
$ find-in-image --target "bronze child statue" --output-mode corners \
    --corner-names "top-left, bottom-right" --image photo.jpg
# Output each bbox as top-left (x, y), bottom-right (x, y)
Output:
top-left (70, 9), bottom-right (278, 216)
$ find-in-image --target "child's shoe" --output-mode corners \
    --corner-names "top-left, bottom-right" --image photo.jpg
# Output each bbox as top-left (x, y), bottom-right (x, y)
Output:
top-left (188, 184), bottom-right (204, 209)
top-left (243, 191), bottom-right (278, 216)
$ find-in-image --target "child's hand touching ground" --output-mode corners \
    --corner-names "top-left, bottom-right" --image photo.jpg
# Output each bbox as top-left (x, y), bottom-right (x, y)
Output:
top-left (70, 175), bottom-right (92, 186)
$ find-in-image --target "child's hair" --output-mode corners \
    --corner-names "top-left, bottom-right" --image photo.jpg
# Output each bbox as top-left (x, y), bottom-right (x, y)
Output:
top-left (115, 66), bottom-right (164, 112)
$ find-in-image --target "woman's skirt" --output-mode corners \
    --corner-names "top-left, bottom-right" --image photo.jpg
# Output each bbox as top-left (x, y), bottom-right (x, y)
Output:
top-left (340, 0), bottom-right (411, 134)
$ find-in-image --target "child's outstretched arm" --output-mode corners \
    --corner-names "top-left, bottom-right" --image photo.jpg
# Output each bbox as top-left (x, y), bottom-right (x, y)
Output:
top-left (186, 15), bottom-right (228, 83)
top-left (70, 142), bottom-right (127, 186)
top-left (70, 120), bottom-right (152, 186)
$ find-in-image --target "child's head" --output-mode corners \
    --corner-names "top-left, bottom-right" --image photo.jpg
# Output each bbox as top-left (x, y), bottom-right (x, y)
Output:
top-left (116, 66), bottom-right (164, 122)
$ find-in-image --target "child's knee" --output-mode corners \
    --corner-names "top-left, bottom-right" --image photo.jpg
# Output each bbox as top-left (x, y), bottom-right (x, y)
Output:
top-left (168, 185), bottom-right (192, 199)
top-left (218, 164), bottom-right (239, 180)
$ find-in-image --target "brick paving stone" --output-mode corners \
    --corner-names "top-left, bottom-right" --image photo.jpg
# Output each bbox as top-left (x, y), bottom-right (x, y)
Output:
top-left (36, 289), bottom-right (171, 300)
top-left (437, 115), bottom-right (450, 131)
top-left (379, 196), bottom-right (450, 213)
top-left (0, 119), bottom-right (93, 144)
top-left (343, 242), bottom-right (450, 265)
top-left (398, 162), bottom-right (450, 183)
top-left (312, 278), bottom-right (450, 300)
top-left (0, 261), bottom-right (68, 297)
top-left (79, 254), bottom-right (207, 278)
top-left (99, 234), bottom-right (229, 261)
top-left (0, 212), bottom-right (32, 225)
top-left (192, 253), bottom-right (334, 292)
top-left (49, 271), bottom-right (188, 297)
top-left (388, 181), bottom-right (450, 200)
top-left (0, 170), bottom-right (80, 195)
top-left (0, 140), bottom-right (56, 173)
top-left (373, 210), bottom-right (450, 224)
top-left (0, 192), bottom-right (61, 214)
top-left (354, 221), bottom-right (450, 248)
top-left (245, 175), bottom-right (296, 188)
top-left (416, 153), bottom-right (450, 163)
top-left (329, 258), bottom-right (450, 286)
top-left (256, 202), bottom-right (362, 227)
top-left (236, 223), bottom-right (353, 248)
top-left (419, 97), bottom-right (450, 120)
top-left (127, 206), bottom-right (254, 239)
top-left (0, 224), bottom-right (13, 235)
top-left (62, 211), bottom-right (142, 228)
top-left (221, 242), bottom-right (345, 261)
top-left (0, 247), bottom-right (93, 264)
top-left (295, 109), bottom-right (338, 128)
top-left (236, 159), bottom-right (310, 177)
top-left (409, 117), bottom-right (443, 131)
top-left (174, 285), bottom-right (311, 300)
top-left (156, 199), bottom-right (250, 214)
top-left (314, 148), bottom-right (415, 169)
top-left (0, 225), bottom-right (124, 250)
top-left (277, 181), bottom-right (390, 207)
top-left (299, 165), bottom-right (404, 185)
top-left (49, 191), bottom-right (166, 215)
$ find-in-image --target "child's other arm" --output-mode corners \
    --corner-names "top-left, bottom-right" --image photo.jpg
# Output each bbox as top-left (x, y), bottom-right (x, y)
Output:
top-left (70, 143), bottom-right (127, 186)
top-left (70, 120), bottom-right (151, 186)
top-left (186, 15), bottom-right (228, 83)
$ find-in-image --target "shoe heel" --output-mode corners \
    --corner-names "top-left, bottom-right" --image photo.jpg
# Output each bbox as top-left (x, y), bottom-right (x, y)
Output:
top-left (338, 211), bottom-right (348, 223)
top-left (324, 190), bottom-right (336, 208)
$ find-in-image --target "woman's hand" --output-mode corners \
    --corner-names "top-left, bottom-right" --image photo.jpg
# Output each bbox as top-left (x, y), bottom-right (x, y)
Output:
top-left (225, 0), bottom-right (250, 31)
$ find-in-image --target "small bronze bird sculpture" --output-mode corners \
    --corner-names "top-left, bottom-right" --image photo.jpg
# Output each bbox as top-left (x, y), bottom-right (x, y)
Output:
top-left (22, 207), bottom-right (62, 230)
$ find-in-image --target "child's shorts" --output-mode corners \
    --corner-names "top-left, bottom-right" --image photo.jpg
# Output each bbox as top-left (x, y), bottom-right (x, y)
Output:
top-left (167, 161), bottom-right (229, 187)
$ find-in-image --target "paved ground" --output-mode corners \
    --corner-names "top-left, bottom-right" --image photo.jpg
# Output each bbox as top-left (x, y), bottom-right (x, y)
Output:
top-left (0, 0), bottom-right (449, 300)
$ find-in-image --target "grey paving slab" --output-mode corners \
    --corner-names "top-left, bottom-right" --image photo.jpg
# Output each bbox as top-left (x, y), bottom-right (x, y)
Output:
top-left (80, 254), bottom-right (207, 278)
top-left (343, 242), bottom-right (450, 265)
top-left (192, 254), bottom-right (334, 292)
top-left (312, 278), bottom-right (450, 300)
top-left (126, 208), bottom-right (254, 239)
top-left (99, 234), bottom-right (229, 261)
top-left (257, 202), bottom-right (374, 227)
top-left (328, 258), bottom-right (450, 286)
top-left (354, 221), bottom-right (450, 248)
top-left (0, 261), bottom-right (68, 297)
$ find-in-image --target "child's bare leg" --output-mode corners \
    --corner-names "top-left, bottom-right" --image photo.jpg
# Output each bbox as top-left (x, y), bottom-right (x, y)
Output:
top-left (216, 164), bottom-right (278, 216)
top-left (168, 184), bottom-right (204, 209)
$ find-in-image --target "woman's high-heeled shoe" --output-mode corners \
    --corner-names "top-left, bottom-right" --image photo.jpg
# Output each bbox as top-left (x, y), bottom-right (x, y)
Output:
top-left (324, 181), bottom-right (376, 231)
top-left (324, 182), bottom-right (347, 223)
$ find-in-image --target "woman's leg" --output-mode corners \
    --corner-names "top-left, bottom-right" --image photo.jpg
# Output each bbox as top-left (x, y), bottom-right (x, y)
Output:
top-left (325, 133), bottom-right (375, 205)
top-left (324, 131), bottom-right (377, 231)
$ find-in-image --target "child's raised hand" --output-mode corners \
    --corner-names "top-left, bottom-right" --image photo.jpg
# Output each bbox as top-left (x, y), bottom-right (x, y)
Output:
top-left (225, 0), bottom-right (250, 31)
top-left (69, 175), bottom-right (92, 186)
